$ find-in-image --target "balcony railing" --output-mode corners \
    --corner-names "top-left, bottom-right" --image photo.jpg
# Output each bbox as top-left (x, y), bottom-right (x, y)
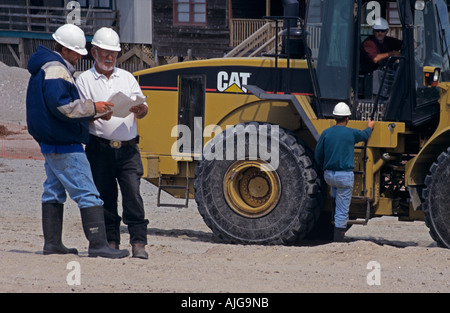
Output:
top-left (0, 4), bottom-right (119, 36)
top-left (228, 18), bottom-right (283, 57)
top-left (230, 18), bottom-right (271, 47)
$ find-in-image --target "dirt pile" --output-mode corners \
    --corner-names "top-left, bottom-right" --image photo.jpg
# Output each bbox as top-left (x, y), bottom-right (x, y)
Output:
top-left (0, 61), bottom-right (30, 125)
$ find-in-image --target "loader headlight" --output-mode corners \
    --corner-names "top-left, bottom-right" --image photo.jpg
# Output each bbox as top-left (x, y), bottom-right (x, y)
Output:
top-left (434, 70), bottom-right (440, 82)
top-left (424, 66), bottom-right (441, 87)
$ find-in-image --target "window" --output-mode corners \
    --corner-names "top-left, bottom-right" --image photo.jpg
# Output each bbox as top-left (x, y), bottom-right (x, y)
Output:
top-left (308, 0), bottom-right (354, 100)
top-left (413, 1), bottom-right (447, 107)
top-left (174, 0), bottom-right (206, 26)
top-left (77, 0), bottom-right (112, 9)
top-left (386, 2), bottom-right (400, 25)
top-left (177, 75), bottom-right (205, 152)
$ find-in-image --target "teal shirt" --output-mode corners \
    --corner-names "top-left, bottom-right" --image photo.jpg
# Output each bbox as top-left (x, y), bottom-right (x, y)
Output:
top-left (314, 125), bottom-right (372, 172)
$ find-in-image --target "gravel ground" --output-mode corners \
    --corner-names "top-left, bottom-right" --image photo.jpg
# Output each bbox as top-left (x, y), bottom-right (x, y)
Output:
top-left (0, 61), bottom-right (449, 295)
top-left (1, 157), bottom-right (449, 294)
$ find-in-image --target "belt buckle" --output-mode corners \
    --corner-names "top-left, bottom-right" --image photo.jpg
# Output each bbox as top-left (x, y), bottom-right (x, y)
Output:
top-left (109, 140), bottom-right (122, 149)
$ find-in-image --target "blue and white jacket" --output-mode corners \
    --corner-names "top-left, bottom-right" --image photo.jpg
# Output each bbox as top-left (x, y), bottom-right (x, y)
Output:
top-left (26, 45), bottom-right (95, 153)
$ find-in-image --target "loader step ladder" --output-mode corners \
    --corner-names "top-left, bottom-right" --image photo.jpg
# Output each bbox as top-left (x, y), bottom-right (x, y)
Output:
top-left (347, 196), bottom-right (371, 225)
top-left (156, 162), bottom-right (190, 208)
top-left (349, 143), bottom-right (371, 225)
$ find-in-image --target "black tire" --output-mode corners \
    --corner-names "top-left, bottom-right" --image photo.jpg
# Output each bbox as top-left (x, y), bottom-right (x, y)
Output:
top-left (422, 146), bottom-right (450, 248)
top-left (194, 122), bottom-right (321, 245)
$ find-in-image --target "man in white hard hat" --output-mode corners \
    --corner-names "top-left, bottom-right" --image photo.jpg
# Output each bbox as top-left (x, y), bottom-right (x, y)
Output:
top-left (361, 17), bottom-right (402, 72)
top-left (314, 103), bottom-right (374, 242)
top-left (26, 24), bottom-right (129, 259)
top-left (77, 27), bottom-right (149, 259)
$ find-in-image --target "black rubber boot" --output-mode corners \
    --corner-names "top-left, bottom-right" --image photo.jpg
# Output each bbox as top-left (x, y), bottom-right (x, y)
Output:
top-left (42, 202), bottom-right (78, 255)
top-left (80, 206), bottom-right (129, 259)
top-left (333, 227), bottom-right (347, 242)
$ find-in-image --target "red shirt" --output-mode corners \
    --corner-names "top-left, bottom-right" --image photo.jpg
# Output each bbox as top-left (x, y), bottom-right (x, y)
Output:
top-left (361, 35), bottom-right (403, 72)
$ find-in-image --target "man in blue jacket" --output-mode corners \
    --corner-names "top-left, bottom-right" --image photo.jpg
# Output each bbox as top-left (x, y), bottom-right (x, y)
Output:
top-left (314, 102), bottom-right (374, 242)
top-left (26, 24), bottom-right (129, 258)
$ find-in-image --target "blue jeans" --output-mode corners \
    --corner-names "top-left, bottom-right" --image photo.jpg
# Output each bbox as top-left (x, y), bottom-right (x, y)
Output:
top-left (42, 152), bottom-right (103, 209)
top-left (324, 170), bottom-right (354, 228)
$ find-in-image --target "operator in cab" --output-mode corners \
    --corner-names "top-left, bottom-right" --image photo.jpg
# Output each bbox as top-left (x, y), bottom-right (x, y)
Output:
top-left (360, 17), bottom-right (403, 73)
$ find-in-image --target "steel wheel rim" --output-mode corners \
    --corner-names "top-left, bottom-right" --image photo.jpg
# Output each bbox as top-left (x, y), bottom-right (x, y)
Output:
top-left (223, 160), bottom-right (281, 218)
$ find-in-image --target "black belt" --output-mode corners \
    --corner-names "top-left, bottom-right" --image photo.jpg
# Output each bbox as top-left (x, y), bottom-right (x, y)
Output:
top-left (91, 135), bottom-right (139, 149)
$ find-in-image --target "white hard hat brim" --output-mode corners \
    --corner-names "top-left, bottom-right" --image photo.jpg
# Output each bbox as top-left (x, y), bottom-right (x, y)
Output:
top-left (333, 113), bottom-right (351, 117)
top-left (92, 42), bottom-right (121, 52)
top-left (72, 47), bottom-right (88, 55)
top-left (373, 25), bottom-right (389, 31)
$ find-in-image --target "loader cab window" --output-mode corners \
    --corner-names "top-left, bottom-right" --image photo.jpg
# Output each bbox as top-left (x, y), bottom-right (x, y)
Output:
top-left (356, 2), bottom-right (404, 113)
top-left (307, 0), bottom-right (354, 101)
top-left (414, 0), bottom-right (450, 107)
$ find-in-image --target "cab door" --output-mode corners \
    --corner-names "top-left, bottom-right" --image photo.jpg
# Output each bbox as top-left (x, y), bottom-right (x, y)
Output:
top-left (307, 0), bottom-right (356, 117)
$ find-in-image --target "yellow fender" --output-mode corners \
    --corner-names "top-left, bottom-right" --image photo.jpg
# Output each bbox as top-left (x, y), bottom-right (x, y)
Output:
top-left (406, 82), bottom-right (450, 187)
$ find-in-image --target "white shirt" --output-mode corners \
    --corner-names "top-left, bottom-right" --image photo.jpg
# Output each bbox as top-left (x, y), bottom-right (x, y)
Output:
top-left (76, 66), bottom-right (147, 141)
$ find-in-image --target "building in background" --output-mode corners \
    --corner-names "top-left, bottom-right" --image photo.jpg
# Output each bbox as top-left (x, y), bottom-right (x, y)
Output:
top-left (0, 0), bottom-right (308, 70)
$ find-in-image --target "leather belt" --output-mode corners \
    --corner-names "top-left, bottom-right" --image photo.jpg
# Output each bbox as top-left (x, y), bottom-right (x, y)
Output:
top-left (92, 135), bottom-right (139, 149)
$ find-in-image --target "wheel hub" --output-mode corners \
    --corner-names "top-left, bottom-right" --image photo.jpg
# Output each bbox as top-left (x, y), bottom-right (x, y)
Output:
top-left (248, 176), bottom-right (269, 198)
top-left (224, 160), bottom-right (281, 218)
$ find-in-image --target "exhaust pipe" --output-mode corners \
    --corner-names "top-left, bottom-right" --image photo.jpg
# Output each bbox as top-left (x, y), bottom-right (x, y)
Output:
top-left (282, 0), bottom-right (299, 30)
top-left (281, 0), bottom-right (305, 59)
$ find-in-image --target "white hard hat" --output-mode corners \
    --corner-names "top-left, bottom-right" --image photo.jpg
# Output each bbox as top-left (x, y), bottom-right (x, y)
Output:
top-left (333, 102), bottom-right (351, 117)
top-left (372, 18), bottom-right (389, 31)
top-left (91, 27), bottom-right (121, 52)
top-left (52, 24), bottom-right (88, 55)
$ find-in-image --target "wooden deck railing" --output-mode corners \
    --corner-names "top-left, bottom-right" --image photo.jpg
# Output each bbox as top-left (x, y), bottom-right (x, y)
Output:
top-left (228, 18), bottom-right (285, 57)
top-left (230, 18), bottom-right (270, 47)
top-left (226, 22), bottom-right (277, 57)
top-left (0, 4), bottom-right (119, 36)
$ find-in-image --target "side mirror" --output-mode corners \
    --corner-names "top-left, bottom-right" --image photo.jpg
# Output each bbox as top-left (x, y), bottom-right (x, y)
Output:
top-left (424, 66), bottom-right (441, 87)
top-left (415, 1), bottom-right (425, 11)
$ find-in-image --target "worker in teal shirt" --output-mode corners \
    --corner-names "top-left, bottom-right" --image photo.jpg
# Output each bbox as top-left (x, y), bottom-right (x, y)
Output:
top-left (315, 102), bottom-right (375, 242)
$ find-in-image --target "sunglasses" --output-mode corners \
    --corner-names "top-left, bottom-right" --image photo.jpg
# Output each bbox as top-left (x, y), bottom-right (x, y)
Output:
top-left (374, 29), bottom-right (388, 33)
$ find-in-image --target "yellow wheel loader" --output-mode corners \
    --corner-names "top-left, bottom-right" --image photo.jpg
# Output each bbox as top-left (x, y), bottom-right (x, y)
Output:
top-left (134, 0), bottom-right (450, 247)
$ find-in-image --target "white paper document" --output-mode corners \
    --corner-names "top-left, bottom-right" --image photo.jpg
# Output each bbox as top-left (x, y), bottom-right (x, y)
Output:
top-left (95, 91), bottom-right (147, 118)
